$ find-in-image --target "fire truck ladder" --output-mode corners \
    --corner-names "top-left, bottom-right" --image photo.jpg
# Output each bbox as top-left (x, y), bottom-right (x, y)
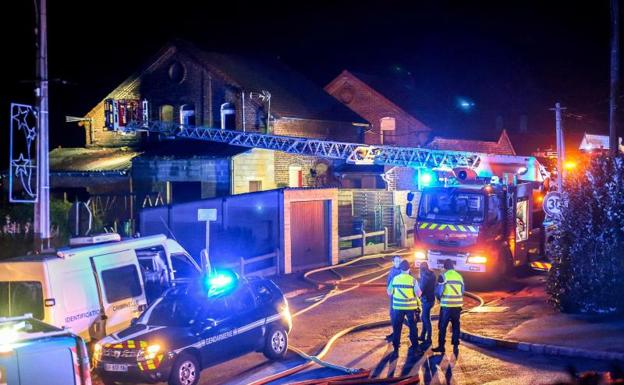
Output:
top-left (127, 121), bottom-right (483, 170)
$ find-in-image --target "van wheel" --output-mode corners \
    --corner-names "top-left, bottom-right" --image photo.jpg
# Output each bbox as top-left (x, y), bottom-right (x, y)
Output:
top-left (263, 326), bottom-right (288, 360)
top-left (169, 352), bottom-right (200, 385)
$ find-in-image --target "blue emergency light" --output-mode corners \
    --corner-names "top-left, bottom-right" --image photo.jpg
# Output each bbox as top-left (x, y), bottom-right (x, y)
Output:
top-left (205, 270), bottom-right (238, 297)
top-left (419, 169), bottom-right (436, 187)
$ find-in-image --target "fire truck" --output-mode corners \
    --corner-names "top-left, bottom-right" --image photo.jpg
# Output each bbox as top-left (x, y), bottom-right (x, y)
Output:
top-left (408, 154), bottom-right (552, 280)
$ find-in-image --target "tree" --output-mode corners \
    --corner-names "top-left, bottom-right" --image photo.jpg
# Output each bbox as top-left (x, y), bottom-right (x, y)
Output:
top-left (547, 154), bottom-right (624, 313)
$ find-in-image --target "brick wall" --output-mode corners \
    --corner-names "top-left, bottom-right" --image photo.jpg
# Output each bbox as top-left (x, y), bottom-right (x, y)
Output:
top-left (325, 72), bottom-right (430, 147)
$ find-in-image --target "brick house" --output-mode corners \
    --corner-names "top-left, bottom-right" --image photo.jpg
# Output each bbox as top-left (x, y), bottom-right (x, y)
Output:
top-left (428, 129), bottom-right (516, 155)
top-left (325, 70), bottom-right (431, 147)
top-left (53, 40), bottom-right (367, 227)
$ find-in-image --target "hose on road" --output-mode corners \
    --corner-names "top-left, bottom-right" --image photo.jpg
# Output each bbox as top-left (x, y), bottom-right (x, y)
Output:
top-left (249, 250), bottom-right (484, 385)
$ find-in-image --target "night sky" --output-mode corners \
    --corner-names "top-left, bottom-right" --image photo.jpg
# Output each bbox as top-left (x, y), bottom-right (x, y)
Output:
top-left (1, 0), bottom-right (622, 167)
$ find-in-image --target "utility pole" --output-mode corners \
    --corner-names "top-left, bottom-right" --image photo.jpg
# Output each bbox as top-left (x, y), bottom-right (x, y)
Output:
top-left (610, 0), bottom-right (620, 156)
top-left (34, 0), bottom-right (50, 251)
top-left (552, 102), bottom-right (566, 192)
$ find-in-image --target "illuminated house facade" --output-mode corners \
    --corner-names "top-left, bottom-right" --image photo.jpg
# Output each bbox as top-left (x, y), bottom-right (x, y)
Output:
top-left (52, 40), bottom-right (367, 228)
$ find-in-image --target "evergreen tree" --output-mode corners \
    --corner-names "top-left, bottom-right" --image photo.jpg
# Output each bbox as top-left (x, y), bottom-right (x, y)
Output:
top-left (547, 154), bottom-right (624, 313)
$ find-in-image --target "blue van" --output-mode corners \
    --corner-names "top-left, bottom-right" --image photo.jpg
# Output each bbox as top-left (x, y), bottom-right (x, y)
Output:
top-left (0, 314), bottom-right (91, 385)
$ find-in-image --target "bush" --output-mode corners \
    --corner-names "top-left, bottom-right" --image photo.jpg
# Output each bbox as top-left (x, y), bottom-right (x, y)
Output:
top-left (547, 154), bottom-right (624, 314)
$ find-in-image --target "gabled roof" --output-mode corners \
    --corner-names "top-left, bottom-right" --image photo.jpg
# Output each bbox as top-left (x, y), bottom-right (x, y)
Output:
top-left (87, 40), bottom-right (366, 125)
top-left (325, 70), bottom-right (431, 131)
top-left (578, 133), bottom-right (624, 152)
top-left (428, 129), bottom-right (516, 155)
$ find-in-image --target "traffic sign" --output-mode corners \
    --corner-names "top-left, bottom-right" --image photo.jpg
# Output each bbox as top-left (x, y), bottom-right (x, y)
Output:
top-left (543, 192), bottom-right (563, 217)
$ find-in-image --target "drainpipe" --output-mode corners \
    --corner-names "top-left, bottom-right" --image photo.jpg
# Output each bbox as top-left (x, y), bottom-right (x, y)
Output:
top-left (241, 91), bottom-right (246, 132)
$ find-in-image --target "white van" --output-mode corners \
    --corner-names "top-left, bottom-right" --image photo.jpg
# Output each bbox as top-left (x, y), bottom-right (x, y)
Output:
top-left (0, 234), bottom-right (201, 343)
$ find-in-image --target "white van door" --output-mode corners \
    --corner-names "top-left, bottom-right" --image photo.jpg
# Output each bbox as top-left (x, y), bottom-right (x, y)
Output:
top-left (51, 267), bottom-right (101, 342)
top-left (90, 250), bottom-right (147, 336)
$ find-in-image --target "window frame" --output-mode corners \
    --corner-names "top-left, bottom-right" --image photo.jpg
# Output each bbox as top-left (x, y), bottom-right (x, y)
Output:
top-left (101, 265), bottom-right (143, 303)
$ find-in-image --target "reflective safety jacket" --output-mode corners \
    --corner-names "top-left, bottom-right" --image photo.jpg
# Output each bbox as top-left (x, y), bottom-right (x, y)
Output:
top-left (440, 270), bottom-right (464, 308)
top-left (390, 273), bottom-right (421, 311)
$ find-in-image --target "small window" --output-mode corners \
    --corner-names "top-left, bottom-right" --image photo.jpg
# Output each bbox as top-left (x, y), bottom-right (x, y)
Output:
top-left (171, 254), bottom-right (200, 280)
top-left (160, 105), bottom-right (174, 122)
top-left (0, 281), bottom-right (44, 320)
top-left (228, 286), bottom-right (256, 314)
top-left (380, 117), bottom-right (396, 145)
top-left (179, 104), bottom-right (196, 126)
top-left (102, 265), bottom-right (143, 303)
top-left (249, 180), bottom-right (262, 192)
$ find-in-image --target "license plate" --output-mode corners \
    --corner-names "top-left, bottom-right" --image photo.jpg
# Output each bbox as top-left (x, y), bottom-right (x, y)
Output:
top-left (105, 363), bottom-right (128, 372)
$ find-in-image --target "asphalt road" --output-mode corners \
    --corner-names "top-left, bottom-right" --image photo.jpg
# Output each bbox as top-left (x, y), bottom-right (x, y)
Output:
top-left (108, 258), bottom-right (614, 385)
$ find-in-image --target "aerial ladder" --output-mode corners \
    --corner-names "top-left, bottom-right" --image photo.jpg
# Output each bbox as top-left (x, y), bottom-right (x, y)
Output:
top-left (120, 119), bottom-right (549, 181)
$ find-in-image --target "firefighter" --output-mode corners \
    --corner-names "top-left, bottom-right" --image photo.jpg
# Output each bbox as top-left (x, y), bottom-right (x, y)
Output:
top-left (432, 259), bottom-right (464, 354)
top-left (387, 260), bottom-right (422, 358)
top-left (385, 256), bottom-right (404, 342)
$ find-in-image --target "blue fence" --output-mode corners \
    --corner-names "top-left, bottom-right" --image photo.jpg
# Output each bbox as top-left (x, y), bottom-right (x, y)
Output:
top-left (139, 190), bottom-right (280, 268)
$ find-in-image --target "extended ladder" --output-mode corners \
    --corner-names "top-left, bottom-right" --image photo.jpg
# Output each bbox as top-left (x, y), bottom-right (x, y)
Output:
top-left (127, 121), bottom-right (484, 170)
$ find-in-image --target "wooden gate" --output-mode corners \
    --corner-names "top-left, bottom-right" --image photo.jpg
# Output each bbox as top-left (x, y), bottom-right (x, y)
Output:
top-left (290, 200), bottom-right (329, 270)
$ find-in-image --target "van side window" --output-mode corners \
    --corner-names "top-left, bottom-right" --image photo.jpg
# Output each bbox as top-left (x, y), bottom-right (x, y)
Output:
top-left (101, 265), bottom-right (143, 303)
top-left (171, 254), bottom-right (200, 279)
top-left (0, 281), bottom-right (44, 320)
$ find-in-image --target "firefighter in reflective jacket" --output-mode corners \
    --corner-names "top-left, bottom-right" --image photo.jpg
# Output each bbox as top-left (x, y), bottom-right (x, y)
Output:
top-left (387, 260), bottom-right (422, 357)
top-left (432, 259), bottom-right (464, 354)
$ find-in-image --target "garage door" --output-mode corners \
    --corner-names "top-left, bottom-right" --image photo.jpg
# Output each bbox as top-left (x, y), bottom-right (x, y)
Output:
top-left (291, 200), bottom-right (329, 270)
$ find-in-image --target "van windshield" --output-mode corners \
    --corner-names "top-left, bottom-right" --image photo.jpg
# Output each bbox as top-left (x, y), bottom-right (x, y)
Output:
top-left (418, 190), bottom-right (484, 223)
top-left (0, 281), bottom-right (44, 320)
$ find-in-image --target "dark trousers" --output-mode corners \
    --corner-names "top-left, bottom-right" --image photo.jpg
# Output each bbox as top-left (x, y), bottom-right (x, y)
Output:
top-left (420, 298), bottom-right (433, 341)
top-left (392, 309), bottom-right (419, 350)
top-left (438, 306), bottom-right (461, 347)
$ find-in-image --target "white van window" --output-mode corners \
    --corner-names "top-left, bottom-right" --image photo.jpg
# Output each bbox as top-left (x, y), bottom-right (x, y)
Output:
top-left (0, 281), bottom-right (44, 320)
top-left (102, 265), bottom-right (142, 303)
top-left (171, 254), bottom-right (199, 279)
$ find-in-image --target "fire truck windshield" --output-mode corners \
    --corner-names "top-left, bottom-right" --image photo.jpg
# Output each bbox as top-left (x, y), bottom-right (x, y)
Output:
top-left (418, 190), bottom-right (484, 224)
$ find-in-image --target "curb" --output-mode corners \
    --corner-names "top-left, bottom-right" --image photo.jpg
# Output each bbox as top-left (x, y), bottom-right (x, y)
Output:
top-left (460, 330), bottom-right (624, 362)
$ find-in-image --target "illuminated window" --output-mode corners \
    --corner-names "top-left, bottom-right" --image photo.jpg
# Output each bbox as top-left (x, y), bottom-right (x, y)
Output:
top-left (288, 165), bottom-right (303, 187)
top-left (160, 105), bottom-right (174, 122)
top-left (380, 117), bottom-right (396, 144)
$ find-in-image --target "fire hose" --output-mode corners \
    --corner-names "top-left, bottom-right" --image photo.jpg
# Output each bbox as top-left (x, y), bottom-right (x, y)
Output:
top-left (249, 250), bottom-right (484, 385)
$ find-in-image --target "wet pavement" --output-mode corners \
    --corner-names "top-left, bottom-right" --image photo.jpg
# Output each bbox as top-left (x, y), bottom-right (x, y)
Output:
top-left (95, 255), bottom-right (617, 385)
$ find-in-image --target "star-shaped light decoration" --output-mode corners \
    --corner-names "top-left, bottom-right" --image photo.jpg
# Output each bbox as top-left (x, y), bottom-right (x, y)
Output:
top-left (12, 153), bottom-right (31, 177)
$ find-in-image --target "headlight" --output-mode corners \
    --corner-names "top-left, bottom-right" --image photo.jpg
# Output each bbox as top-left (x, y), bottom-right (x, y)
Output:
top-left (93, 342), bottom-right (102, 360)
top-left (137, 344), bottom-right (161, 361)
top-left (414, 250), bottom-right (427, 261)
top-left (467, 255), bottom-right (487, 264)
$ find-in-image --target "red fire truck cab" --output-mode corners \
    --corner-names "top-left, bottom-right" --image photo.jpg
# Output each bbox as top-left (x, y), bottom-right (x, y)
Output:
top-left (413, 167), bottom-right (549, 281)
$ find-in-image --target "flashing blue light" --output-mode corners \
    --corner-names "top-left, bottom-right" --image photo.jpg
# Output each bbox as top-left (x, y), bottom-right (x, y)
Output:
top-left (419, 169), bottom-right (435, 187)
top-left (457, 97), bottom-right (475, 111)
top-left (205, 270), bottom-right (237, 297)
